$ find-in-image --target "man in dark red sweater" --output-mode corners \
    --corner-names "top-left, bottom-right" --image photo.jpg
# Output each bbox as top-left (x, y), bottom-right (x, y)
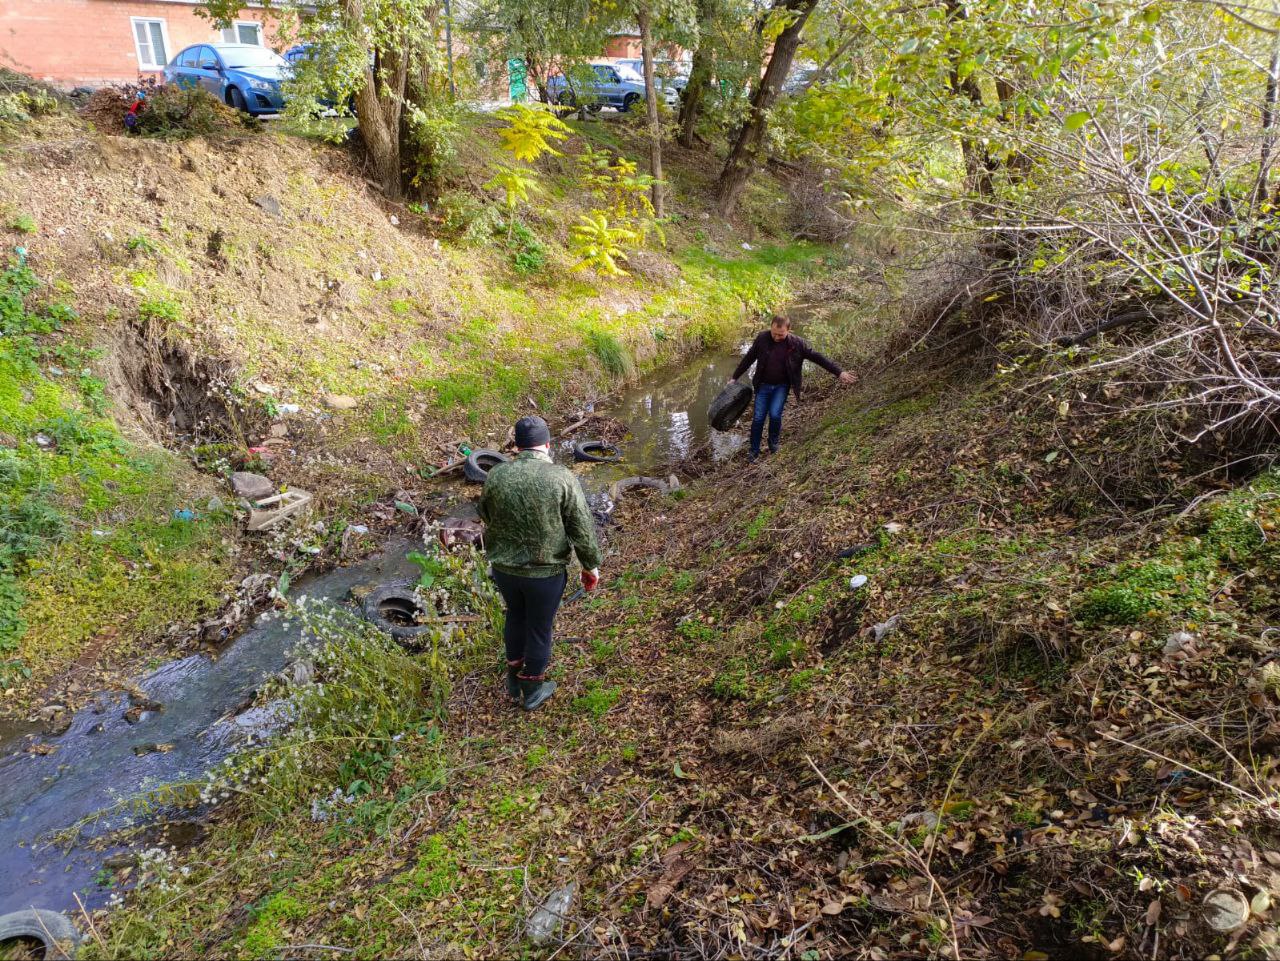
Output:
top-left (729, 314), bottom-right (856, 461)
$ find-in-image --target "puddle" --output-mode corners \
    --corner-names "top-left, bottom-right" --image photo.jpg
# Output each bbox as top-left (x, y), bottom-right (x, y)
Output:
top-left (0, 540), bottom-right (422, 916)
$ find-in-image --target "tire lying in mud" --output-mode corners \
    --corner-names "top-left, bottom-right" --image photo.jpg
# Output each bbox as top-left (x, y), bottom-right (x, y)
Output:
top-left (463, 449), bottom-right (511, 484)
top-left (609, 476), bottom-right (669, 501)
top-left (362, 585), bottom-right (437, 644)
top-left (572, 440), bottom-right (622, 463)
top-left (0, 909), bottom-right (81, 960)
top-left (708, 381), bottom-right (753, 431)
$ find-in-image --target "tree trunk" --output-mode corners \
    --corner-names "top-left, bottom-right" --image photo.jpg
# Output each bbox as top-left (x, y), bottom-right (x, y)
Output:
top-left (636, 3), bottom-right (664, 218)
top-left (677, 0), bottom-right (716, 149)
top-left (348, 7), bottom-right (409, 199)
top-left (713, 0), bottom-right (819, 217)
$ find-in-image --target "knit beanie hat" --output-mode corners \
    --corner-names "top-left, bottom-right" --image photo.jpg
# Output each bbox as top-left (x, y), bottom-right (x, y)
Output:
top-left (514, 415), bottom-right (551, 449)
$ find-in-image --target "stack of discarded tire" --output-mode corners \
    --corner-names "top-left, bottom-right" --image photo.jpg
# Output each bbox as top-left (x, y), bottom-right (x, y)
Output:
top-left (708, 381), bottom-right (752, 431)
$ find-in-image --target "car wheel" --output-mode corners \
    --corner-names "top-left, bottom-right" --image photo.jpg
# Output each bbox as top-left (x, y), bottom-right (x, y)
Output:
top-left (227, 86), bottom-right (249, 113)
top-left (622, 93), bottom-right (641, 113)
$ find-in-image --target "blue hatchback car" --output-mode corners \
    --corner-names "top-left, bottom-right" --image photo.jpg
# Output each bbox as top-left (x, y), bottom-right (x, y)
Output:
top-left (163, 43), bottom-right (292, 115)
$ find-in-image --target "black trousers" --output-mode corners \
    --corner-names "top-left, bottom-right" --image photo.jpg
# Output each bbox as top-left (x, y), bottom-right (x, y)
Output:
top-left (492, 568), bottom-right (567, 679)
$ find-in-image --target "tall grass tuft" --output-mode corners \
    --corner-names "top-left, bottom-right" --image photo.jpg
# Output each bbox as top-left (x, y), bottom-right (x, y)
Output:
top-left (584, 327), bottom-right (634, 378)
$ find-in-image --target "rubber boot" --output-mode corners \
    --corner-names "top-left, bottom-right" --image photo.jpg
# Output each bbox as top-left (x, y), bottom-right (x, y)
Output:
top-left (519, 676), bottom-right (558, 712)
top-left (505, 663), bottom-right (523, 703)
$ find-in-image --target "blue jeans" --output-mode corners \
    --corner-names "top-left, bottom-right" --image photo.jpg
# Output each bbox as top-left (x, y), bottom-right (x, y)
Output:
top-left (750, 383), bottom-right (788, 456)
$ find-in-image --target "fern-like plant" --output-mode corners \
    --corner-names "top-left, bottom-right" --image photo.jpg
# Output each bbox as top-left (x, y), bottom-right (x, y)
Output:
top-left (570, 212), bottom-right (639, 277)
top-left (484, 164), bottom-right (543, 239)
top-left (493, 103), bottom-right (571, 163)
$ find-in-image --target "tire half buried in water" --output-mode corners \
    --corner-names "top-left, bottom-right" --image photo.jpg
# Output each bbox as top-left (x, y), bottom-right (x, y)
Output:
top-left (572, 440), bottom-right (622, 463)
top-left (708, 381), bottom-right (753, 431)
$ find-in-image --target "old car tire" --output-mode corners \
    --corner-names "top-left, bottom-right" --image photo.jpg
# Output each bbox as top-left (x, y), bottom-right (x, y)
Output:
top-left (464, 448), bottom-right (511, 484)
top-left (572, 440), bottom-right (622, 463)
top-left (227, 86), bottom-right (248, 113)
top-left (362, 584), bottom-right (435, 644)
top-left (707, 381), bottom-right (753, 431)
top-left (622, 93), bottom-right (641, 112)
top-left (0, 909), bottom-right (81, 960)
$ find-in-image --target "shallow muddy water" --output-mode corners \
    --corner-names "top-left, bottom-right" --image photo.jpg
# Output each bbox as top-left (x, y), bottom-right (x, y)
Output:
top-left (0, 542), bottom-right (421, 916)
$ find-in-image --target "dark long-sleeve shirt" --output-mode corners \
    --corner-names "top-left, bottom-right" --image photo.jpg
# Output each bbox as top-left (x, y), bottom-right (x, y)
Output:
top-left (732, 331), bottom-right (843, 400)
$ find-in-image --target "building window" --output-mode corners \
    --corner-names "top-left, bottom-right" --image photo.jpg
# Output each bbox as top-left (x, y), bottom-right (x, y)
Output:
top-left (221, 22), bottom-right (263, 45)
top-left (131, 17), bottom-right (170, 70)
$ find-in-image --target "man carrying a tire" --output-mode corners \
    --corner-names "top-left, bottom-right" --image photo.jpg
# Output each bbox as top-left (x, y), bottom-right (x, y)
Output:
top-left (729, 314), bottom-right (856, 462)
top-left (478, 416), bottom-right (602, 711)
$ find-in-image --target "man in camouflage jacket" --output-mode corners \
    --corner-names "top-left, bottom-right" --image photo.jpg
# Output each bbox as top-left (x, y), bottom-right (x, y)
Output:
top-left (478, 415), bottom-right (602, 711)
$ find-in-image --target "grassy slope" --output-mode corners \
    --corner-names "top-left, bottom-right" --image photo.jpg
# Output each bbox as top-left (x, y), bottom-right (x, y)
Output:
top-left (88, 295), bottom-right (1280, 959)
top-left (0, 110), bottom-right (829, 703)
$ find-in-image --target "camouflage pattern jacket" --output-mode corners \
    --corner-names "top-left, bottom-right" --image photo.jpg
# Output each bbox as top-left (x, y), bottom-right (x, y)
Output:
top-left (477, 450), bottom-right (603, 578)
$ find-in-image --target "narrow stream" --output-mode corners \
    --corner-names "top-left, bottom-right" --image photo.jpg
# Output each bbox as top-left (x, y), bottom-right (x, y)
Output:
top-left (0, 331), bottom-right (767, 920)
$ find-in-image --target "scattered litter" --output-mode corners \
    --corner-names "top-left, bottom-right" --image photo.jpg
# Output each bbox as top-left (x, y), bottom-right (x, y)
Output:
top-left (172, 508), bottom-right (195, 523)
top-left (253, 382), bottom-right (277, 396)
top-left (92, 529), bottom-right (111, 538)
top-left (741, 242), bottom-right (753, 250)
top-left (883, 521), bottom-right (905, 534)
top-left (394, 501), bottom-right (418, 515)
top-left (33, 432), bottom-right (54, 449)
top-left (900, 810), bottom-right (939, 830)
top-left (849, 574), bottom-right (868, 590)
top-left (348, 524), bottom-right (369, 535)
top-left (1203, 887), bottom-right (1250, 932)
top-left (870, 614), bottom-right (902, 642)
top-left (838, 543), bottom-right (875, 559)
top-left (389, 214), bottom-right (399, 226)
top-left (1163, 631), bottom-right (1194, 657)
top-left (277, 403), bottom-right (301, 415)
top-left (247, 489), bottom-right (314, 532)
top-left (527, 882), bottom-right (576, 945)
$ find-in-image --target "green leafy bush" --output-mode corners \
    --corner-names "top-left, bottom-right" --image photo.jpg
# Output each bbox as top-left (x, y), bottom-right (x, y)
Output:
top-left (507, 222), bottom-right (547, 275)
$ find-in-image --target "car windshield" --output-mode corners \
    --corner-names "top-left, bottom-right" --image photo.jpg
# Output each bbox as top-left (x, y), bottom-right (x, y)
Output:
top-left (220, 47), bottom-right (289, 70)
top-left (615, 64), bottom-right (644, 83)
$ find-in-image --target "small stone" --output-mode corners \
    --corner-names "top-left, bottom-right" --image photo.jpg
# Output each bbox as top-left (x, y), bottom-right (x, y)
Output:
top-left (253, 382), bottom-right (276, 396)
top-left (389, 214), bottom-right (399, 226)
top-left (323, 394), bottom-right (359, 411)
top-left (230, 471), bottom-right (275, 500)
top-left (206, 495), bottom-right (225, 513)
top-left (268, 423), bottom-right (288, 438)
top-left (254, 194), bottom-right (282, 217)
top-left (1204, 887), bottom-right (1251, 932)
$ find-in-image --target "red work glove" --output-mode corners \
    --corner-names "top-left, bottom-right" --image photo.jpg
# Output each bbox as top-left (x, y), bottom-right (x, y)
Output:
top-left (581, 568), bottom-right (600, 592)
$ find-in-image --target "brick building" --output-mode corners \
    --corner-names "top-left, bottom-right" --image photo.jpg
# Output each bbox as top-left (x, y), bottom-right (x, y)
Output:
top-left (0, 0), bottom-right (282, 89)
